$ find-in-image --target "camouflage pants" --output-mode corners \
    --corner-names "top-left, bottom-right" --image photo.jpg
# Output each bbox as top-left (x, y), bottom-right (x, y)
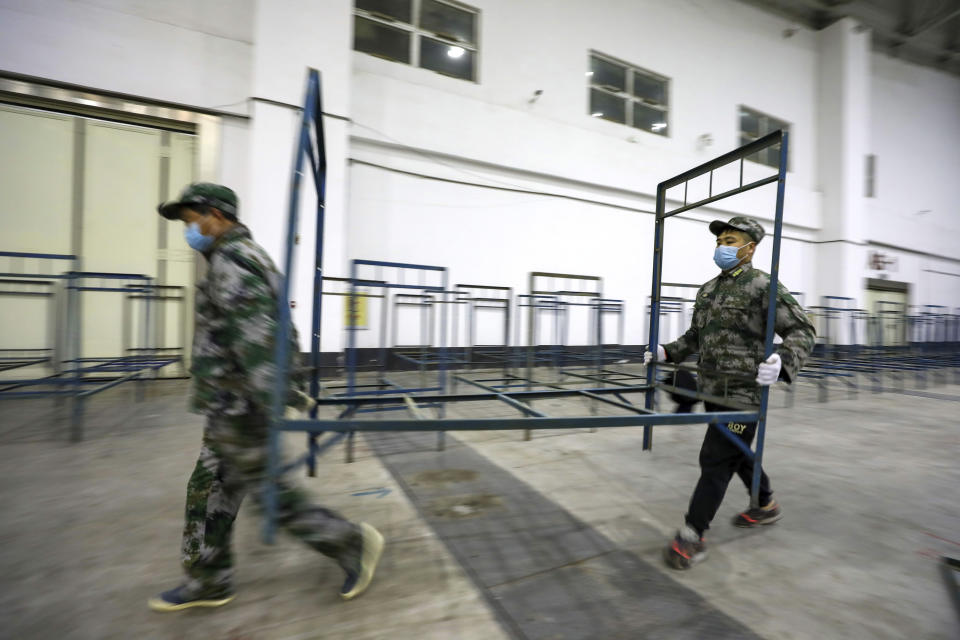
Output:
top-left (180, 413), bottom-right (362, 598)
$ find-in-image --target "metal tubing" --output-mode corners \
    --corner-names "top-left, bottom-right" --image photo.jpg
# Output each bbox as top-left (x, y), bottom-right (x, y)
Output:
top-left (644, 185), bottom-right (666, 450)
top-left (353, 259), bottom-right (445, 272)
top-left (279, 410), bottom-right (762, 433)
top-left (664, 175), bottom-right (779, 219)
top-left (0, 251), bottom-right (77, 260)
top-left (750, 130), bottom-right (789, 509)
top-left (659, 130), bottom-right (783, 191)
top-left (264, 68), bottom-right (319, 544)
top-left (454, 375), bottom-right (547, 418)
top-left (320, 384), bottom-right (654, 406)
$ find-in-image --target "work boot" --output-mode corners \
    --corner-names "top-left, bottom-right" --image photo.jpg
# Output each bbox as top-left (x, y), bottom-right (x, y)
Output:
top-left (340, 522), bottom-right (384, 600)
top-left (732, 500), bottom-right (782, 528)
top-left (663, 524), bottom-right (707, 570)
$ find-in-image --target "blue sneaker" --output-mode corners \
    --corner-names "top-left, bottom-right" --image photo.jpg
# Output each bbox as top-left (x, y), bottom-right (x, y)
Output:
top-left (340, 523), bottom-right (384, 600)
top-left (147, 585), bottom-right (236, 612)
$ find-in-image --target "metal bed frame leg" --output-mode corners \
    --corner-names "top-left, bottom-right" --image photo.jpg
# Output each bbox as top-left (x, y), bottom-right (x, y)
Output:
top-left (264, 69), bottom-right (323, 543)
top-left (54, 278), bottom-right (67, 409)
top-left (750, 132), bottom-right (789, 509)
top-left (68, 272), bottom-right (84, 442)
top-left (524, 274), bottom-right (534, 442)
top-left (643, 186), bottom-right (666, 451)
top-left (437, 386), bottom-right (447, 452)
top-left (135, 283), bottom-right (151, 402)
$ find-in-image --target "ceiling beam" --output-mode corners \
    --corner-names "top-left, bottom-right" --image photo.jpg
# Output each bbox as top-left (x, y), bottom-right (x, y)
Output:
top-left (898, 0), bottom-right (960, 39)
top-left (791, 0), bottom-right (840, 28)
top-left (896, 0), bottom-right (913, 38)
top-left (737, 0), bottom-right (960, 77)
top-left (940, 7), bottom-right (960, 65)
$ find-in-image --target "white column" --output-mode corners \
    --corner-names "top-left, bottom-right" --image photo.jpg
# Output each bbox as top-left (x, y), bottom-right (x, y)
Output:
top-left (816, 17), bottom-right (871, 343)
top-left (247, 0), bottom-right (353, 352)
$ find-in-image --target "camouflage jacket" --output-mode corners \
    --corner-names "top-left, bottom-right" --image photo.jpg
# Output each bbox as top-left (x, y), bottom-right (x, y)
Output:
top-left (662, 262), bottom-right (815, 406)
top-left (190, 225), bottom-right (307, 416)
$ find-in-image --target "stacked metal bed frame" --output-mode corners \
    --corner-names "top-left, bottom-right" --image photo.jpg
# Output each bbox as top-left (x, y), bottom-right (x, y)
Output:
top-left (261, 68), bottom-right (793, 542)
top-left (0, 251), bottom-right (185, 440)
top-left (320, 267), bottom-right (637, 380)
top-left (781, 297), bottom-right (960, 404)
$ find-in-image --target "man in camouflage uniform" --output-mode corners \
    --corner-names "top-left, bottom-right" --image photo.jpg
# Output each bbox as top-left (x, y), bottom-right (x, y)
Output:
top-left (148, 183), bottom-right (383, 611)
top-left (644, 216), bottom-right (815, 570)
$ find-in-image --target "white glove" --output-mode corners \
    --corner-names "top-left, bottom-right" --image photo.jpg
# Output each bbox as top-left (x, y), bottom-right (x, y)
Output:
top-left (756, 353), bottom-right (782, 386)
top-left (644, 345), bottom-right (667, 365)
top-left (284, 390), bottom-right (318, 419)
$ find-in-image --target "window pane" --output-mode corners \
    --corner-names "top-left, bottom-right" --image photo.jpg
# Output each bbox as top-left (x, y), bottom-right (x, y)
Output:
top-left (420, 0), bottom-right (476, 44)
top-left (354, 16), bottom-right (411, 63)
top-left (765, 142), bottom-right (787, 168)
top-left (420, 36), bottom-right (475, 80)
top-left (740, 133), bottom-right (763, 164)
top-left (633, 102), bottom-right (668, 136)
top-left (589, 56), bottom-right (626, 93)
top-left (740, 109), bottom-right (759, 136)
top-left (632, 72), bottom-right (666, 106)
top-left (756, 148), bottom-right (771, 167)
top-left (356, 0), bottom-right (412, 23)
top-left (589, 89), bottom-right (626, 124)
top-left (766, 117), bottom-right (788, 135)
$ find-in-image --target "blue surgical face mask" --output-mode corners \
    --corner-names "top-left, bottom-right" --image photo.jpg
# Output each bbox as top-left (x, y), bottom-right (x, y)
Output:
top-left (713, 242), bottom-right (753, 270)
top-left (184, 222), bottom-right (215, 252)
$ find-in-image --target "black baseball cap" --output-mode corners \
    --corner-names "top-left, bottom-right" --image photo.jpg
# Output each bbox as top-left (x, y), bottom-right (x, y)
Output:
top-left (158, 182), bottom-right (238, 220)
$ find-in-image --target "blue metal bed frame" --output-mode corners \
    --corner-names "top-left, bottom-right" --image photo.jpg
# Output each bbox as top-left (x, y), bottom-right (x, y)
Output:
top-left (794, 296), bottom-right (960, 402)
top-left (0, 252), bottom-right (181, 440)
top-left (261, 68), bottom-right (792, 543)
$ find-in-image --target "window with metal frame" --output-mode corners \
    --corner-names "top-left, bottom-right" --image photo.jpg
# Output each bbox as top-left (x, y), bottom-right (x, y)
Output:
top-left (353, 0), bottom-right (479, 82)
top-left (739, 106), bottom-right (790, 169)
top-left (587, 52), bottom-right (669, 136)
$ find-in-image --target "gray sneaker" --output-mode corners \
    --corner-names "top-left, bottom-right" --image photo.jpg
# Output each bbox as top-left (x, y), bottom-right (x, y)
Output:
top-left (663, 524), bottom-right (708, 570)
top-left (732, 501), bottom-right (783, 527)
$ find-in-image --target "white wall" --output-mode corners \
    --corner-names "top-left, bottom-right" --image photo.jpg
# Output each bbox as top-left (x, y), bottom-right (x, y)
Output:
top-left (244, 0), bottom-right (354, 353)
top-left (865, 52), bottom-right (960, 314)
top-left (869, 53), bottom-right (960, 264)
top-left (218, 118), bottom-right (251, 205)
top-left (346, 0), bottom-right (823, 347)
top-left (351, 0), bottom-right (821, 229)
top-left (0, 0), bottom-right (253, 114)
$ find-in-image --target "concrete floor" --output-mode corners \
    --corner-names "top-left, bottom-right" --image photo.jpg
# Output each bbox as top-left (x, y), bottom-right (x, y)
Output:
top-left (1, 369), bottom-right (958, 639)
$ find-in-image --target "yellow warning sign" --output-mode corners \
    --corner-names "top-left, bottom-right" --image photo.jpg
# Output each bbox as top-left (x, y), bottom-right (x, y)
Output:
top-left (344, 294), bottom-right (368, 329)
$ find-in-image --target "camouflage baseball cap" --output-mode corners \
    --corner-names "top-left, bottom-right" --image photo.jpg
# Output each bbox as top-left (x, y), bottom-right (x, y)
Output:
top-left (158, 182), bottom-right (238, 220)
top-left (708, 216), bottom-right (765, 244)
